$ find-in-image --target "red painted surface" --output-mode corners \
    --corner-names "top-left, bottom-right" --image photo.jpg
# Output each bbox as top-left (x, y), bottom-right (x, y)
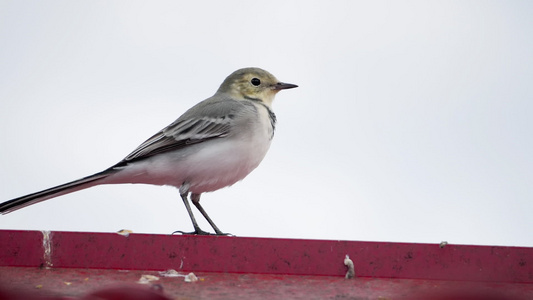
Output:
top-left (1, 230), bottom-right (532, 283)
top-left (0, 231), bottom-right (533, 299)
top-left (1, 266), bottom-right (532, 299)
top-left (0, 230), bottom-right (44, 267)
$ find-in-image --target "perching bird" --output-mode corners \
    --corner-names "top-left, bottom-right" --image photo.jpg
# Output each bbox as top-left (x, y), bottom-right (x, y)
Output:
top-left (0, 67), bottom-right (297, 235)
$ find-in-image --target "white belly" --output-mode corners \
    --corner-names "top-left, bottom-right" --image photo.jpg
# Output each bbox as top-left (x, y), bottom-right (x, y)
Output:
top-left (179, 134), bottom-right (272, 193)
top-left (107, 104), bottom-right (274, 194)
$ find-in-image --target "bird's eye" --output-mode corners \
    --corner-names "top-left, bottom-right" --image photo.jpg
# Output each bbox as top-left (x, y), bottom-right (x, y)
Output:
top-left (251, 78), bottom-right (261, 86)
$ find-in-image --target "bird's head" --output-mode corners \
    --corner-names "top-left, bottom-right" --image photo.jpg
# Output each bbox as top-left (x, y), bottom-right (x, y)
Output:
top-left (217, 67), bottom-right (297, 107)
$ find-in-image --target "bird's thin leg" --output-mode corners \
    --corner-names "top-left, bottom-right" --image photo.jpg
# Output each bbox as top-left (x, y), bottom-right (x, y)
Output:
top-left (173, 183), bottom-right (211, 235)
top-left (191, 193), bottom-right (229, 235)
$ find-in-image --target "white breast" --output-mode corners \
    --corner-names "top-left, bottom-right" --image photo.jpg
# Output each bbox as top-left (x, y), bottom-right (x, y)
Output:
top-left (183, 103), bottom-right (274, 193)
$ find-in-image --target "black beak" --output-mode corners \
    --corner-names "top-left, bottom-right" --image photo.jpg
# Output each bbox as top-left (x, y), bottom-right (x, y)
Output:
top-left (273, 82), bottom-right (298, 90)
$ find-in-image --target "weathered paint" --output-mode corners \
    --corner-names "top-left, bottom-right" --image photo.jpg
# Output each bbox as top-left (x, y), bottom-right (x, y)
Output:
top-left (1, 230), bottom-right (531, 282)
top-left (0, 230), bottom-right (531, 299)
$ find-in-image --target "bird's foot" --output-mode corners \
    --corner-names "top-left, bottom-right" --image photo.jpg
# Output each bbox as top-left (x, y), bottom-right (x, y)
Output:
top-left (172, 229), bottom-right (233, 236)
top-left (172, 229), bottom-right (213, 235)
top-left (216, 232), bottom-right (234, 236)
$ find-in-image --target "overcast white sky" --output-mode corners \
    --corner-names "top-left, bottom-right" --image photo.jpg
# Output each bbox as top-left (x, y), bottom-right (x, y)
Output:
top-left (1, 1), bottom-right (532, 247)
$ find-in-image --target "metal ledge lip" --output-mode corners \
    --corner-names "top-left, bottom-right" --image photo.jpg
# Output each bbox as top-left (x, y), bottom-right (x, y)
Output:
top-left (0, 230), bottom-right (532, 299)
top-left (1, 230), bottom-right (532, 282)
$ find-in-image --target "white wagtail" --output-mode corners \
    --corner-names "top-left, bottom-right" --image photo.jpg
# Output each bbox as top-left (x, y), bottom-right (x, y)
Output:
top-left (0, 67), bottom-right (297, 235)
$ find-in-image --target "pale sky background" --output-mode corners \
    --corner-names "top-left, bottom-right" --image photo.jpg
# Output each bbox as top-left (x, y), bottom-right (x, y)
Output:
top-left (1, 1), bottom-right (532, 247)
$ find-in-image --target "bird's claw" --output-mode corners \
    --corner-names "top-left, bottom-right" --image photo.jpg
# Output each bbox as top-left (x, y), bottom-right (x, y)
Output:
top-left (171, 229), bottom-right (233, 236)
top-left (172, 229), bottom-right (213, 235)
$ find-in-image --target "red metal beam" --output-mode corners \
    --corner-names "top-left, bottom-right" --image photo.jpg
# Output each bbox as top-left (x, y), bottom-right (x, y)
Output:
top-left (1, 230), bottom-right (531, 283)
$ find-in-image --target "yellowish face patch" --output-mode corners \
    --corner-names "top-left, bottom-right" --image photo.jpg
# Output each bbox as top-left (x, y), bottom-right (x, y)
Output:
top-left (219, 68), bottom-right (281, 106)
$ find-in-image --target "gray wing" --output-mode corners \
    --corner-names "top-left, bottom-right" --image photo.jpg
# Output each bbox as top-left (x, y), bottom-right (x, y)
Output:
top-left (120, 97), bottom-right (247, 163)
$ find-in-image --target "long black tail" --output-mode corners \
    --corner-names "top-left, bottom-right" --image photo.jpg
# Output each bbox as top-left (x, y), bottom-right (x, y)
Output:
top-left (0, 169), bottom-right (116, 214)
